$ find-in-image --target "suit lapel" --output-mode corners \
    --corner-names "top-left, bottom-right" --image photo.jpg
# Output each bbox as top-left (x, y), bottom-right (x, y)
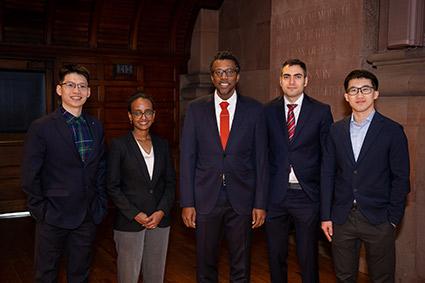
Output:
top-left (271, 96), bottom-right (288, 140)
top-left (292, 95), bottom-right (312, 143)
top-left (204, 95), bottom-right (223, 150)
top-left (83, 114), bottom-right (99, 163)
top-left (150, 135), bottom-right (162, 186)
top-left (53, 110), bottom-right (81, 161)
top-left (126, 133), bottom-right (152, 183)
top-left (226, 95), bottom-right (247, 151)
top-left (341, 117), bottom-right (356, 165)
top-left (356, 112), bottom-right (384, 164)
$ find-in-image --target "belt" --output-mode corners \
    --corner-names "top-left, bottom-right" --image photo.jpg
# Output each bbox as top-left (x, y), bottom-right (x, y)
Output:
top-left (288, 183), bottom-right (302, 190)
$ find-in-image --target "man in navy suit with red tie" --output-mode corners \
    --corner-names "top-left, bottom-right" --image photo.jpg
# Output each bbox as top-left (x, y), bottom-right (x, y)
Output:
top-left (22, 64), bottom-right (107, 282)
top-left (180, 51), bottom-right (268, 282)
top-left (321, 70), bottom-right (410, 282)
top-left (265, 59), bottom-right (333, 283)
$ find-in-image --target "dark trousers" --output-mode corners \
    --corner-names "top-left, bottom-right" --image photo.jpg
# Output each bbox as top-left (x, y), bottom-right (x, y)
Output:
top-left (332, 208), bottom-right (396, 283)
top-left (266, 189), bottom-right (319, 283)
top-left (34, 216), bottom-right (97, 283)
top-left (196, 189), bottom-right (252, 283)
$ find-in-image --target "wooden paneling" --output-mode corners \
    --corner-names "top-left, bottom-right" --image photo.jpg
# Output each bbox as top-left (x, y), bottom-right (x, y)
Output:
top-left (0, 0), bottom-right (223, 213)
top-left (51, 1), bottom-right (93, 47)
top-left (96, 0), bottom-right (138, 49)
top-left (0, 141), bottom-right (25, 213)
top-left (1, 0), bottom-right (47, 44)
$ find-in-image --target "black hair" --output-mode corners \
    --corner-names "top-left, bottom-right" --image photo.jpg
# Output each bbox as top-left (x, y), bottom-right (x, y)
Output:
top-left (209, 50), bottom-right (241, 73)
top-left (58, 64), bottom-right (90, 84)
top-left (127, 91), bottom-right (155, 112)
top-left (344, 69), bottom-right (379, 91)
top-left (281, 59), bottom-right (307, 76)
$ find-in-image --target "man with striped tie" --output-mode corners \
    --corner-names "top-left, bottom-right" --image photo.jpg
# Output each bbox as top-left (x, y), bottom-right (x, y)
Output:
top-left (264, 59), bottom-right (333, 283)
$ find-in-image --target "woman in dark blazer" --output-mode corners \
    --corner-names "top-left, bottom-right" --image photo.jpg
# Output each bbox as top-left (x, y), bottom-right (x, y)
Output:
top-left (107, 92), bottom-right (176, 283)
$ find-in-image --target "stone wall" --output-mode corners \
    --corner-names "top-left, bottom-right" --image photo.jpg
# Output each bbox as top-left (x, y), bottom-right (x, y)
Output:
top-left (218, 0), bottom-right (271, 103)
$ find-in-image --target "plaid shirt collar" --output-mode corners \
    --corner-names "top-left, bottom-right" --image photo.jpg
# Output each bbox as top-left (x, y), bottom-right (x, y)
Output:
top-left (59, 105), bottom-right (93, 162)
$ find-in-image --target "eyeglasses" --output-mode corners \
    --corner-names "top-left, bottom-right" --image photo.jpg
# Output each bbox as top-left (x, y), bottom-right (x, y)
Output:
top-left (60, 81), bottom-right (89, 92)
top-left (131, 109), bottom-right (155, 118)
top-left (212, 69), bottom-right (238, 77)
top-left (347, 86), bottom-right (374, 96)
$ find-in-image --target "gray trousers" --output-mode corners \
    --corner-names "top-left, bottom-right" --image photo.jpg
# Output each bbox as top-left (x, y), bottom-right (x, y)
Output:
top-left (114, 227), bottom-right (170, 283)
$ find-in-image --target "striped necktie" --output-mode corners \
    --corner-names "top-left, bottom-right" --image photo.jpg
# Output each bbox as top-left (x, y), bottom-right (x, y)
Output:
top-left (287, 104), bottom-right (297, 141)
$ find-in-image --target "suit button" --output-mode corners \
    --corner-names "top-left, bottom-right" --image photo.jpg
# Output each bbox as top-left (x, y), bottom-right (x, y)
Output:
top-left (223, 153), bottom-right (226, 158)
top-left (354, 188), bottom-right (358, 192)
top-left (149, 190), bottom-right (153, 194)
top-left (353, 170), bottom-right (358, 174)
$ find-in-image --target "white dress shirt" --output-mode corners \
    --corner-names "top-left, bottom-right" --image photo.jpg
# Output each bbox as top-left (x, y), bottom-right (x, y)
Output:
top-left (134, 137), bottom-right (155, 180)
top-left (284, 93), bottom-right (304, 184)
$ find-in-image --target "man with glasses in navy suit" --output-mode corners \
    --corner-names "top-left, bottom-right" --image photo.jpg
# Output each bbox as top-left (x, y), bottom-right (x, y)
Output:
top-left (22, 64), bottom-right (107, 283)
top-left (180, 51), bottom-right (268, 282)
top-left (321, 69), bottom-right (410, 283)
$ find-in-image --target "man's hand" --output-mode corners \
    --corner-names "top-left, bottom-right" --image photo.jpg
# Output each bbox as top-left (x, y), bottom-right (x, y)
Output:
top-left (321, 221), bottom-right (333, 242)
top-left (145, 210), bottom-right (165, 229)
top-left (182, 207), bottom-right (196, 228)
top-left (252, 208), bottom-right (266, 229)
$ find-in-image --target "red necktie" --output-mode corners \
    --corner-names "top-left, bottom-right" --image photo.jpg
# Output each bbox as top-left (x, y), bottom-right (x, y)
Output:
top-left (287, 104), bottom-right (297, 141)
top-left (220, 101), bottom-right (230, 149)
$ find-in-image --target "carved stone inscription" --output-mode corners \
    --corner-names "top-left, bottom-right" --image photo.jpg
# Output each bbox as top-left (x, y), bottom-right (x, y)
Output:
top-left (270, 0), bottom-right (365, 118)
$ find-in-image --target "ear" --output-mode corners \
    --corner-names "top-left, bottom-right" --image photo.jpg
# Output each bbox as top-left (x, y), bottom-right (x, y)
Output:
top-left (86, 87), bottom-right (91, 98)
top-left (373, 90), bottom-right (379, 100)
top-left (127, 112), bottom-right (132, 123)
top-left (344, 93), bottom-right (350, 102)
top-left (235, 73), bottom-right (240, 83)
top-left (304, 76), bottom-right (308, 87)
top-left (56, 84), bottom-right (63, 97)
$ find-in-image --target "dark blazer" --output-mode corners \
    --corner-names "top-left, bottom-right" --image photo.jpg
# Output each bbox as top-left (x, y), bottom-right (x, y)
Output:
top-left (265, 94), bottom-right (333, 205)
top-left (180, 94), bottom-right (268, 215)
top-left (107, 132), bottom-right (176, 231)
top-left (321, 112), bottom-right (410, 225)
top-left (22, 108), bottom-right (107, 229)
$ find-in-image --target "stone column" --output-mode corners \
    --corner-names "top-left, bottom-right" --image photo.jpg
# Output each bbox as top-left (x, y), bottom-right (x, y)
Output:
top-left (180, 9), bottom-right (218, 116)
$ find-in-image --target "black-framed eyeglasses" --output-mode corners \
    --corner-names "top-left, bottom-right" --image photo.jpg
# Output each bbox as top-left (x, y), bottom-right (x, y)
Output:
top-left (60, 81), bottom-right (89, 92)
top-left (212, 68), bottom-right (238, 77)
top-left (347, 86), bottom-right (374, 96)
top-left (131, 109), bottom-right (155, 118)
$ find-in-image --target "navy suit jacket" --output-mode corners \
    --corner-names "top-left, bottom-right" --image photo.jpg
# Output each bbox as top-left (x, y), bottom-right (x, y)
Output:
top-left (180, 94), bottom-right (268, 215)
top-left (22, 108), bottom-right (107, 229)
top-left (321, 112), bottom-right (410, 225)
top-left (107, 132), bottom-right (176, 231)
top-left (265, 94), bottom-right (333, 205)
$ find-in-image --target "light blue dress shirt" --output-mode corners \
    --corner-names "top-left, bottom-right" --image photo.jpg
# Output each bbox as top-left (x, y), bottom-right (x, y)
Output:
top-left (350, 111), bottom-right (375, 161)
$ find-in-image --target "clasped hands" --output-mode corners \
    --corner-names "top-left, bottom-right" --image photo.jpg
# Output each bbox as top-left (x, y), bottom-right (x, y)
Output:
top-left (134, 210), bottom-right (164, 229)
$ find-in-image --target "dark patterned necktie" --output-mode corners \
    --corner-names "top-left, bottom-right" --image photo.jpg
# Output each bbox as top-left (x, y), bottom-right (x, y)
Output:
top-left (287, 104), bottom-right (297, 141)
